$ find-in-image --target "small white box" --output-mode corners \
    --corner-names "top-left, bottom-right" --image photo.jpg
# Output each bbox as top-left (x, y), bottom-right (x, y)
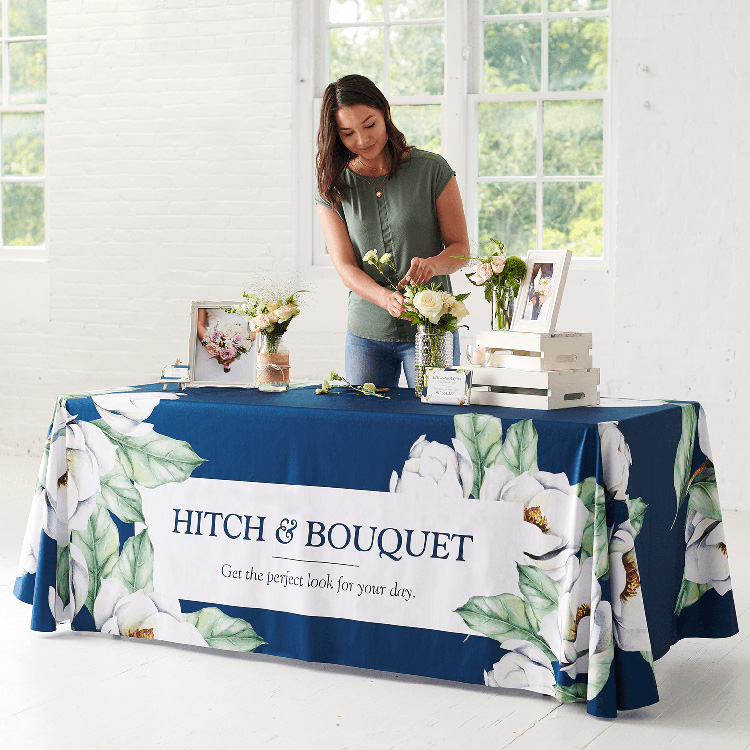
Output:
top-left (476, 330), bottom-right (592, 372)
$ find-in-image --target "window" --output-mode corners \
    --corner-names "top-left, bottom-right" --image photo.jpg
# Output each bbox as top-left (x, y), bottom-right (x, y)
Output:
top-left (303, 0), bottom-right (609, 264)
top-left (1, 0), bottom-right (46, 253)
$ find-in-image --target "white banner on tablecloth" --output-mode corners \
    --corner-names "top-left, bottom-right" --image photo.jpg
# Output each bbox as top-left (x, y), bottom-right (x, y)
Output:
top-left (142, 479), bottom-right (528, 634)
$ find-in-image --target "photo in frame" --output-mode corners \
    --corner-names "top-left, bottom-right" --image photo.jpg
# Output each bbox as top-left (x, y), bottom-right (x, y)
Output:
top-left (510, 250), bottom-right (572, 334)
top-left (188, 301), bottom-right (256, 387)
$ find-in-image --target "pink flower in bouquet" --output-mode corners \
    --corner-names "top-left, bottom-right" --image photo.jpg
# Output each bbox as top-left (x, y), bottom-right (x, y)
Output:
top-left (210, 330), bottom-right (221, 343)
top-left (255, 314), bottom-right (271, 331)
top-left (205, 342), bottom-right (220, 357)
top-left (475, 263), bottom-right (493, 283)
top-left (490, 255), bottom-right (506, 273)
top-left (232, 333), bottom-right (244, 346)
top-left (275, 304), bottom-right (298, 323)
top-left (219, 348), bottom-right (234, 361)
top-left (266, 300), bottom-right (282, 312)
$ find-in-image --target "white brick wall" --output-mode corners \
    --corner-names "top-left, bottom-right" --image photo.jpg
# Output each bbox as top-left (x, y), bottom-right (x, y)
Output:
top-left (2, 0), bottom-right (749, 509)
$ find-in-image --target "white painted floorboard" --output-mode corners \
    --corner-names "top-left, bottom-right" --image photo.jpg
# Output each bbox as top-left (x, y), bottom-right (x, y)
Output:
top-left (1, 453), bottom-right (748, 750)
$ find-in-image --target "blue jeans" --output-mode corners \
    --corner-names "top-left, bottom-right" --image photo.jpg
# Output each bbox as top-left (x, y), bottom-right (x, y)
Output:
top-left (345, 331), bottom-right (461, 389)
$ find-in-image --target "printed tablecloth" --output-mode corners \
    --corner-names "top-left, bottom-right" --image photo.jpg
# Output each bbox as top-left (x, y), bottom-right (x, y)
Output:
top-left (14, 385), bottom-right (738, 718)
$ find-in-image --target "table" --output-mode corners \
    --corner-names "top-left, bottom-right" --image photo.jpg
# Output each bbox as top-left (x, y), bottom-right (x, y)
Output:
top-left (14, 385), bottom-right (738, 718)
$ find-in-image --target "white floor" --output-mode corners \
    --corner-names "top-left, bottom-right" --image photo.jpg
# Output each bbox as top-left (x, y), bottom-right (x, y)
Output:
top-left (1, 453), bottom-right (748, 750)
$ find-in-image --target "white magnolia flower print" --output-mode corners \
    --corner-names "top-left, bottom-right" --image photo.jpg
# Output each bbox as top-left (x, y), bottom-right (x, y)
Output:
top-left (484, 640), bottom-right (556, 697)
top-left (479, 465), bottom-right (587, 578)
top-left (43, 408), bottom-right (117, 545)
top-left (609, 523), bottom-right (652, 651)
top-left (390, 435), bottom-right (473, 500)
top-left (685, 510), bottom-right (731, 595)
top-left (93, 578), bottom-right (207, 647)
top-left (598, 422), bottom-right (631, 500)
top-left (93, 391), bottom-right (180, 437)
top-left (541, 557), bottom-right (613, 676)
top-left (48, 544), bottom-right (89, 622)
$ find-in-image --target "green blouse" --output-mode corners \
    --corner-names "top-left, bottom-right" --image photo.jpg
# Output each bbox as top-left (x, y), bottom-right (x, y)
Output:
top-left (315, 148), bottom-right (456, 342)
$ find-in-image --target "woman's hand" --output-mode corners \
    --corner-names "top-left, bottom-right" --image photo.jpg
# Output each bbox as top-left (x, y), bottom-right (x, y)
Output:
top-left (384, 289), bottom-right (405, 318)
top-left (399, 256), bottom-right (438, 288)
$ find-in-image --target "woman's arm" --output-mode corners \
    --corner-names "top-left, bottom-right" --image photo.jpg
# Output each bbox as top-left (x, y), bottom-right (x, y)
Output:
top-left (316, 204), bottom-right (405, 318)
top-left (399, 177), bottom-right (470, 287)
top-left (197, 308), bottom-right (208, 342)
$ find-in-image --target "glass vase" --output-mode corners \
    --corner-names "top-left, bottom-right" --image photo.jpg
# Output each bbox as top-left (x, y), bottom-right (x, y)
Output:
top-left (414, 324), bottom-right (453, 398)
top-left (256, 332), bottom-right (290, 392)
top-left (491, 285), bottom-right (515, 331)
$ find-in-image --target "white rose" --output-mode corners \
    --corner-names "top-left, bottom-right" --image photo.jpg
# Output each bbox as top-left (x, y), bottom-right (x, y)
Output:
top-left (598, 422), bottom-right (632, 499)
top-left (390, 435), bottom-right (473, 500)
top-left (479, 465), bottom-right (587, 579)
top-left (413, 289), bottom-right (445, 325)
top-left (94, 578), bottom-right (208, 647)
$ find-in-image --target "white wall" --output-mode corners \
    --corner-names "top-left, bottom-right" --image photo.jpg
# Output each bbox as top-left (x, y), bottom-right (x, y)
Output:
top-left (1, 0), bottom-right (748, 508)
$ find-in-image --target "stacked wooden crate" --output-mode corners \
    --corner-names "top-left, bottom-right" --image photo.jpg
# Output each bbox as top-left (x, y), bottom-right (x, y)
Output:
top-left (469, 330), bottom-right (599, 410)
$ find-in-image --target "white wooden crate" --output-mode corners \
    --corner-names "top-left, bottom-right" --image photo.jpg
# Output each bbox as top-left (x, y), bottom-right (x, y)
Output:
top-left (469, 367), bottom-right (600, 410)
top-left (476, 330), bottom-right (593, 372)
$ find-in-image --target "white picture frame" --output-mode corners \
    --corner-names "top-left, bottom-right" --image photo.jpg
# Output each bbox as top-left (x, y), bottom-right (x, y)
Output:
top-left (510, 250), bottom-right (572, 334)
top-left (188, 301), bottom-right (256, 387)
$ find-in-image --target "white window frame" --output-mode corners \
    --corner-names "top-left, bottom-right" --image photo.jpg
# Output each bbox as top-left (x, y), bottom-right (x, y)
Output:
top-left (295, 0), bottom-right (612, 272)
top-left (1, 0), bottom-right (47, 259)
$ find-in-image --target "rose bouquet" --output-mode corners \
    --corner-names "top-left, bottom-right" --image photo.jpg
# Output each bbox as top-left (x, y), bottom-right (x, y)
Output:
top-left (223, 288), bottom-right (310, 354)
top-left (223, 287), bottom-right (310, 389)
top-left (463, 238), bottom-right (526, 330)
top-left (203, 323), bottom-right (253, 373)
top-left (364, 250), bottom-right (470, 396)
top-left (363, 250), bottom-right (470, 332)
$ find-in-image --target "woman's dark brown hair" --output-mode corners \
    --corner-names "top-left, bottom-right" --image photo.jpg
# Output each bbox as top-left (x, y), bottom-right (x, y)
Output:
top-left (316, 74), bottom-right (410, 207)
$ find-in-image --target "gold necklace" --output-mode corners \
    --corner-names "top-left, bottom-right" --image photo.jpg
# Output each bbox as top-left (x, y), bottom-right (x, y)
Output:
top-left (353, 158), bottom-right (387, 198)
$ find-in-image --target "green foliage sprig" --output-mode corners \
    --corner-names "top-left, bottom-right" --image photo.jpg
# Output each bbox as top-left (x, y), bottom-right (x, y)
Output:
top-left (316, 371), bottom-right (390, 398)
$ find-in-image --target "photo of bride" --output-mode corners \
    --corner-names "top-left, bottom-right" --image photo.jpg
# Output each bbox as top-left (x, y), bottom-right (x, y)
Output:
top-left (191, 304), bottom-right (256, 385)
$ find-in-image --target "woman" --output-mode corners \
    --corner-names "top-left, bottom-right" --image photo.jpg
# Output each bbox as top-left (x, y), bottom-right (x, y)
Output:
top-left (315, 74), bottom-right (469, 388)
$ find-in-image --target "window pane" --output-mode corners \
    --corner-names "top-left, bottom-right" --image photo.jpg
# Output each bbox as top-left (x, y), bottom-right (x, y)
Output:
top-left (543, 100), bottom-right (602, 176)
top-left (484, 21), bottom-right (541, 93)
top-left (478, 182), bottom-right (536, 256)
top-left (10, 0), bottom-right (47, 36)
top-left (3, 113), bottom-right (44, 176)
top-left (328, 0), bottom-right (383, 24)
top-left (542, 181), bottom-right (602, 256)
top-left (391, 0), bottom-right (444, 20)
top-left (9, 41), bottom-right (47, 105)
top-left (3, 183), bottom-right (45, 246)
top-left (392, 104), bottom-right (441, 153)
top-left (548, 18), bottom-right (608, 91)
top-left (390, 24), bottom-right (444, 96)
top-left (549, 0), bottom-right (607, 11)
top-left (330, 27), bottom-right (384, 89)
top-left (484, 1), bottom-right (541, 13)
top-left (478, 102), bottom-right (536, 176)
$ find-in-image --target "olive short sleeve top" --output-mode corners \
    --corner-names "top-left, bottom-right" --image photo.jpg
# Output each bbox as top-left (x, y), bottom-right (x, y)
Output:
top-left (315, 148), bottom-right (456, 342)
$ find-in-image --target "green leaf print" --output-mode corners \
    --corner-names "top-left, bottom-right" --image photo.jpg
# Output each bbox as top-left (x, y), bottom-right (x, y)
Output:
top-left (454, 593), bottom-right (555, 662)
top-left (454, 414), bottom-right (503, 498)
top-left (111, 530), bottom-right (155, 594)
top-left (99, 454), bottom-right (145, 524)
top-left (185, 607), bottom-right (266, 652)
top-left (495, 419), bottom-right (539, 476)
top-left (92, 419), bottom-right (205, 489)
top-left (72, 504), bottom-right (120, 613)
